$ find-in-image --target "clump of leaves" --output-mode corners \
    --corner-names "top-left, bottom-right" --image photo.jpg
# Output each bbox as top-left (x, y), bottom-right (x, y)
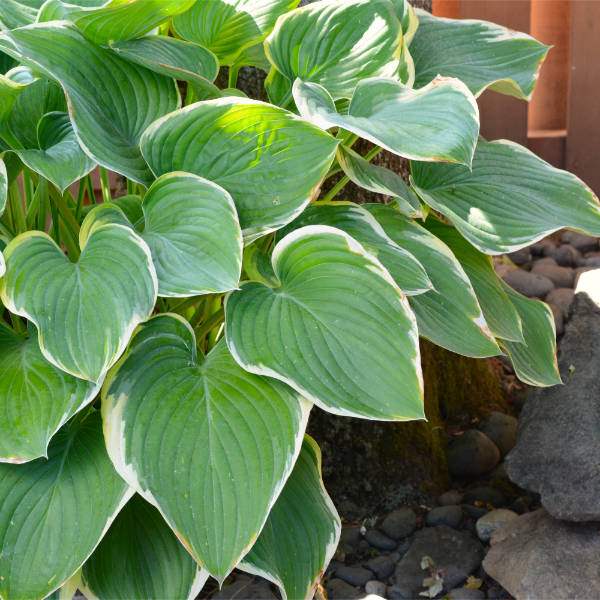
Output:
top-left (0, 1), bottom-right (596, 599)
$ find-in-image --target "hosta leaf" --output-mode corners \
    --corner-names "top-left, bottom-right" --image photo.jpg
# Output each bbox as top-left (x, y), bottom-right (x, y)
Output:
top-left (0, 324), bottom-right (99, 463)
top-left (410, 138), bottom-right (600, 254)
top-left (265, 0), bottom-right (402, 100)
top-left (234, 41), bottom-right (272, 71)
top-left (411, 10), bottom-right (549, 99)
top-left (277, 202), bottom-right (432, 295)
top-left (37, 0), bottom-right (196, 45)
top-left (110, 35), bottom-right (221, 100)
top-left (0, 410), bottom-right (133, 600)
top-left (0, 156), bottom-right (6, 216)
top-left (294, 77), bottom-right (479, 166)
top-left (226, 225), bottom-right (425, 420)
top-left (499, 281), bottom-right (561, 386)
top-left (0, 22), bottom-right (179, 185)
top-left (141, 98), bottom-right (338, 241)
top-left (0, 67), bottom-right (38, 139)
top-left (240, 436), bottom-right (340, 600)
top-left (173, 0), bottom-right (298, 65)
top-left (81, 495), bottom-right (209, 600)
top-left (102, 314), bottom-right (311, 580)
top-left (15, 111), bottom-right (95, 192)
top-left (393, 0), bottom-right (418, 45)
top-left (0, 218), bottom-right (157, 382)
top-left (336, 145), bottom-right (423, 218)
top-left (364, 204), bottom-right (500, 357)
top-left (427, 219), bottom-right (523, 343)
top-left (0, 0), bottom-right (41, 29)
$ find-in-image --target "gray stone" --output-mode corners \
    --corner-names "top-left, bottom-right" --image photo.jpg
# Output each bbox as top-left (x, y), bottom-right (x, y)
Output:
top-left (534, 256), bottom-right (558, 266)
top-left (547, 302), bottom-right (565, 335)
top-left (501, 269), bottom-right (554, 298)
top-left (365, 529), bottom-right (397, 551)
top-left (447, 430), bottom-right (500, 477)
top-left (336, 566), bottom-right (374, 587)
top-left (340, 525), bottom-right (363, 549)
top-left (381, 508), bottom-right (417, 540)
top-left (439, 490), bottom-right (464, 506)
top-left (461, 505), bottom-right (488, 519)
top-left (462, 487), bottom-right (507, 508)
top-left (365, 581), bottom-right (387, 597)
top-left (553, 244), bottom-right (582, 267)
top-left (479, 411), bottom-right (518, 457)
top-left (425, 505), bottom-right (463, 529)
top-left (584, 255), bottom-right (600, 267)
top-left (447, 588), bottom-right (486, 600)
top-left (545, 287), bottom-right (575, 317)
top-left (483, 509), bottom-right (600, 600)
top-left (531, 262), bottom-right (574, 288)
top-left (507, 248), bottom-right (531, 266)
top-left (506, 290), bottom-right (600, 520)
top-left (562, 231), bottom-right (598, 254)
top-left (530, 239), bottom-right (555, 257)
top-left (365, 553), bottom-right (400, 580)
top-left (326, 578), bottom-right (363, 600)
top-left (214, 575), bottom-right (277, 599)
top-left (393, 526), bottom-right (484, 598)
top-left (475, 509), bottom-right (518, 542)
top-left (486, 462), bottom-right (509, 483)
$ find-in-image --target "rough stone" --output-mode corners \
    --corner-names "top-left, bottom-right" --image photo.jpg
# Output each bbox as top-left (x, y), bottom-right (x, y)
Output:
top-left (447, 588), bottom-right (486, 600)
top-left (365, 553), bottom-right (400, 580)
top-left (530, 262), bottom-right (574, 288)
top-left (365, 581), bottom-right (387, 597)
top-left (380, 508), bottom-right (417, 540)
top-left (439, 490), bottom-right (464, 506)
top-left (365, 529), bottom-right (397, 551)
top-left (506, 289), bottom-right (600, 520)
top-left (325, 578), bottom-right (363, 600)
top-left (475, 509), bottom-right (519, 542)
top-left (483, 509), bottom-right (600, 600)
top-left (336, 566), bottom-right (374, 587)
top-left (545, 287), bottom-right (575, 317)
top-left (214, 575), bottom-right (277, 599)
top-left (479, 411), bottom-right (518, 457)
top-left (425, 505), bottom-right (463, 529)
top-left (547, 302), bottom-right (564, 335)
top-left (393, 526), bottom-right (484, 598)
top-left (562, 231), bottom-right (598, 254)
top-left (462, 486), bottom-right (507, 508)
top-left (447, 430), bottom-right (500, 477)
top-left (501, 269), bottom-right (554, 298)
top-left (553, 244), bottom-right (582, 267)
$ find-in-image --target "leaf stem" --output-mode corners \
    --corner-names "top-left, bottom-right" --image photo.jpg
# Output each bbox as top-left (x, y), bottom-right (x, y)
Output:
top-left (86, 174), bottom-right (96, 205)
top-left (228, 65), bottom-right (240, 88)
top-left (99, 167), bottom-right (112, 204)
top-left (194, 308), bottom-right (224, 341)
top-left (8, 180), bottom-right (26, 234)
top-left (0, 219), bottom-right (14, 242)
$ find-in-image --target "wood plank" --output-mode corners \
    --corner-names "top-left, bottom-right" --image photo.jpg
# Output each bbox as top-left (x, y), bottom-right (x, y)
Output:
top-left (432, 0), bottom-right (458, 18)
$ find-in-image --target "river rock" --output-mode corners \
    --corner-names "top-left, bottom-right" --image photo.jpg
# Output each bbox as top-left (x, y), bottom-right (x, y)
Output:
top-left (562, 231), bottom-right (598, 254)
top-left (365, 581), bottom-right (387, 597)
top-left (447, 588), bottom-right (486, 600)
top-left (547, 302), bottom-right (564, 335)
top-left (336, 566), bottom-right (374, 587)
top-left (545, 287), bottom-right (574, 316)
top-left (501, 269), bottom-right (554, 298)
top-left (530, 262), bottom-right (574, 288)
top-left (507, 248), bottom-right (532, 267)
top-left (325, 578), bottom-right (363, 600)
top-left (447, 430), bottom-right (500, 477)
top-left (425, 505), bottom-right (463, 528)
top-left (462, 486), bottom-right (507, 508)
top-left (483, 509), bottom-right (600, 600)
top-left (392, 526), bottom-right (484, 598)
top-left (506, 277), bottom-right (600, 520)
top-left (439, 490), bottom-right (464, 506)
top-left (214, 575), bottom-right (277, 599)
top-left (475, 509), bottom-right (518, 542)
top-left (553, 244), bottom-right (582, 267)
top-left (365, 553), bottom-right (400, 580)
top-left (381, 507), bottom-right (417, 540)
top-left (365, 529), bottom-right (397, 551)
top-left (479, 411), bottom-right (518, 457)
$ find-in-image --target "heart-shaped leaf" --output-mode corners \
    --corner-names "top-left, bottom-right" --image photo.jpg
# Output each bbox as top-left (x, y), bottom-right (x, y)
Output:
top-left (336, 145), bottom-right (423, 218)
top-left (410, 138), bottom-right (600, 254)
top-left (15, 111), bottom-right (96, 192)
top-left (411, 9), bottom-right (549, 99)
top-left (87, 172), bottom-right (243, 297)
top-left (0, 410), bottom-right (133, 600)
top-left (80, 494), bottom-right (209, 600)
top-left (0, 67), bottom-right (38, 142)
top-left (265, 0), bottom-right (402, 100)
top-left (0, 324), bottom-right (99, 463)
top-left (141, 98), bottom-right (338, 241)
top-left (364, 204), bottom-right (500, 358)
top-left (173, 0), bottom-right (298, 65)
top-left (0, 22), bottom-right (180, 185)
top-left (38, 0), bottom-right (196, 45)
top-left (277, 202), bottom-right (432, 296)
top-left (294, 77), bottom-right (479, 166)
top-left (102, 314), bottom-right (311, 580)
top-left (0, 218), bottom-right (157, 383)
top-left (240, 436), bottom-right (340, 600)
top-left (226, 225), bottom-right (425, 420)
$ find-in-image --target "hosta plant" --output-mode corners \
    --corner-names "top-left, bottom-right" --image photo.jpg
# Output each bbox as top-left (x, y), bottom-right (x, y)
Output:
top-left (0, 1), bottom-right (597, 599)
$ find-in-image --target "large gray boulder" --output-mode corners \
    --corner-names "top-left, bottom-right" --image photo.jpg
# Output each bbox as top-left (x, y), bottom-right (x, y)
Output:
top-left (483, 509), bottom-right (600, 600)
top-left (506, 274), bottom-right (600, 521)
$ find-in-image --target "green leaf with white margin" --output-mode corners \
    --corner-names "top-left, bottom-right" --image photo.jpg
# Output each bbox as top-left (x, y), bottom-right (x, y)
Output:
top-left (0, 22), bottom-right (180, 185)
top-left (0, 156), bottom-right (6, 216)
top-left (277, 202), bottom-right (432, 295)
top-left (0, 410), bottom-right (133, 600)
top-left (265, 0), bottom-right (402, 100)
top-left (499, 280), bottom-right (561, 386)
top-left (411, 9), bottom-right (549, 100)
top-left (226, 225), bottom-right (425, 420)
top-left (110, 35), bottom-right (221, 100)
top-left (0, 214), bottom-right (157, 382)
top-left (294, 77), bottom-right (479, 167)
top-left (336, 145), bottom-right (423, 218)
top-left (392, 0), bottom-right (418, 46)
top-left (425, 218), bottom-right (523, 342)
top-left (37, 0), bottom-right (195, 45)
top-left (86, 172), bottom-right (243, 297)
top-left (410, 138), bottom-right (600, 254)
top-left (0, 0), bottom-right (42, 29)
top-left (173, 0), bottom-right (298, 66)
top-left (364, 204), bottom-right (500, 357)
top-left (80, 494), bottom-right (209, 600)
top-left (240, 435), bottom-right (340, 600)
top-left (0, 323), bottom-right (99, 463)
top-left (141, 98), bottom-right (338, 242)
top-left (42, 569), bottom-right (81, 600)
top-left (0, 67), bottom-right (38, 140)
top-left (102, 314), bottom-right (311, 580)
top-left (15, 111), bottom-right (95, 192)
